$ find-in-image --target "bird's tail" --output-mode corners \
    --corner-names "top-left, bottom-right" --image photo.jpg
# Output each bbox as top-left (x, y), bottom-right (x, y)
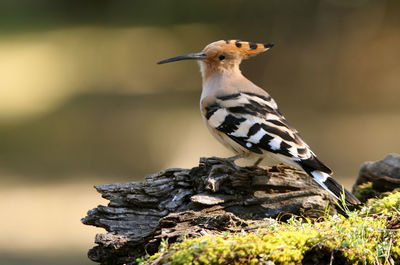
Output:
top-left (310, 170), bottom-right (360, 205)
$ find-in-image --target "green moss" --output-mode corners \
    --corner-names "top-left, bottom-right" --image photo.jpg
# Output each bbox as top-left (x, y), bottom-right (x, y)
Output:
top-left (363, 191), bottom-right (400, 214)
top-left (353, 182), bottom-right (380, 203)
top-left (392, 233), bottom-right (400, 260)
top-left (140, 192), bottom-right (400, 265)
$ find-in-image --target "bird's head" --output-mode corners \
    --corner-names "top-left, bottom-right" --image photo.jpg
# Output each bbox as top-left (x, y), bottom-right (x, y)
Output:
top-left (157, 40), bottom-right (274, 79)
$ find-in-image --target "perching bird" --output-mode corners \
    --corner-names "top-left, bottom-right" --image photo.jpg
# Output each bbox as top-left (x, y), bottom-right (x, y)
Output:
top-left (157, 40), bottom-right (360, 205)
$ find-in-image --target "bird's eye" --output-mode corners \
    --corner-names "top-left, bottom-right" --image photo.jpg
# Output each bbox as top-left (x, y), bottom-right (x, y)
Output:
top-left (218, 55), bottom-right (225, 61)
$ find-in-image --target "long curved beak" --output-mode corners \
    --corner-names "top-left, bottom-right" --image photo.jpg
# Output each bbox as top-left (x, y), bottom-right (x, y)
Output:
top-left (157, 52), bottom-right (207, 64)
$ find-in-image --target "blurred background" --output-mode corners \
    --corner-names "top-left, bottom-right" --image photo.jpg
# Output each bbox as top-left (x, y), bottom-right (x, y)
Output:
top-left (0, 0), bottom-right (399, 264)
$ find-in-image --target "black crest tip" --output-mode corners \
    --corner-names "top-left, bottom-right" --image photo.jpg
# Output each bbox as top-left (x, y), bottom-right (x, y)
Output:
top-left (264, 42), bottom-right (274, 49)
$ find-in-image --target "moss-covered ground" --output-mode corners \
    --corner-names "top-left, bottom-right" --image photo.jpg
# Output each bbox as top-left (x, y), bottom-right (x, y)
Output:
top-left (139, 190), bottom-right (400, 265)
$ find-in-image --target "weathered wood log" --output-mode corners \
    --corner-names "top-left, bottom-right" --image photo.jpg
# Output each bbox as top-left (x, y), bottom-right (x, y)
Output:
top-left (82, 157), bottom-right (337, 265)
top-left (353, 153), bottom-right (400, 194)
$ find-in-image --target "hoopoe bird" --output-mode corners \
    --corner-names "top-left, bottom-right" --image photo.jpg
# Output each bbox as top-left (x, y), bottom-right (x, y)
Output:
top-left (157, 40), bottom-right (360, 205)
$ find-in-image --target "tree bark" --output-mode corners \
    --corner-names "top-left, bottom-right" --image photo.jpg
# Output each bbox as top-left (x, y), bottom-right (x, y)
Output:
top-left (82, 157), bottom-right (337, 265)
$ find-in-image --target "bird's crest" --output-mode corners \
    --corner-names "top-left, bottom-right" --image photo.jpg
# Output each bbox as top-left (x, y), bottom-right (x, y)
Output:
top-left (203, 40), bottom-right (274, 59)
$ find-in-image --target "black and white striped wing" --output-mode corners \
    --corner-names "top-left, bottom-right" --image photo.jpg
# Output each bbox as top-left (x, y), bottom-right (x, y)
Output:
top-left (205, 92), bottom-right (332, 174)
top-left (204, 91), bottom-right (362, 205)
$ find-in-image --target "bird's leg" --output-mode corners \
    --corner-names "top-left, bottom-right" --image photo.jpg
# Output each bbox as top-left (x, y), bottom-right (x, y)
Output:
top-left (213, 153), bottom-right (248, 171)
top-left (253, 158), bottom-right (263, 167)
top-left (226, 153), bottom-right (247, 162)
